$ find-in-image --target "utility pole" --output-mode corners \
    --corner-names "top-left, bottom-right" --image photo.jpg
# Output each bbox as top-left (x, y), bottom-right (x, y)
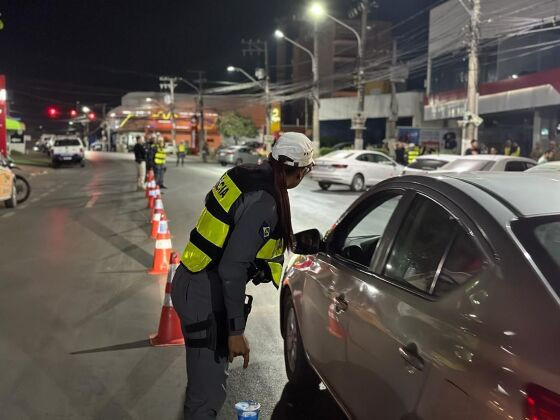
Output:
top-left (387, 39), bottom-right (399, 141)
top-left (312, 22), bottom-right (320, 152)
top-left (159, 76), bottom-right (178, 146)
top-left (353, 2), bottom-right (368, 150)
top-left (241, 39), bottom-right (271, 136)
top-left (196, 72), bottom-right (205, 153)
top-left (463, 0), bottom-right (481, 153)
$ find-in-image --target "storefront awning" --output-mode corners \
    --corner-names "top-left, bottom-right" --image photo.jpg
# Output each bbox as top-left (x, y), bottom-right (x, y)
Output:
top-left (6, 117), bottom-right (25, 131)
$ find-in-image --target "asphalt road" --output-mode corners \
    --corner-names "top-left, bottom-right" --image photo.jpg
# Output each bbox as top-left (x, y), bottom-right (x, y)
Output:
top-left (0, 152), bottom-right (360, 420)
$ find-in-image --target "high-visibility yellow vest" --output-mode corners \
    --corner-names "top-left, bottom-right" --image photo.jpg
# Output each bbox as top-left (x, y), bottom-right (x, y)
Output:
top-left (154, 146), bottom-right (166, 165)
top-left (505, 146), bottom-right (521, 157)
top-left (181, 165), bottom-right (284, 288)
top-left (178, 143), bottom-right (186, 153)
top-left (408, 147), bottom-right (420, 164)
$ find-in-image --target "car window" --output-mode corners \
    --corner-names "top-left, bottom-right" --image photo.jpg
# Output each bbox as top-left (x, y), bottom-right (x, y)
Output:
top-left (54, 139), bottom-right (81, 147)
top-left (505, 161), bottom-right (529, 172)
top-left (408, 159), bottom-right (448, 171)
top-left (384, 196), bottom-right (457, 293)
top-left (355, 154), bottom-right (371, 162)
top-left (441, 159), bottom-right (494, 172)
top-left (338, 195), bottom-right (402, 267)
top-left (432, 229), bottom-right (485, 297)
top-left (372, 154), bottom-right (391, 164)
top-left (325, 151), bottom-right (355, 160)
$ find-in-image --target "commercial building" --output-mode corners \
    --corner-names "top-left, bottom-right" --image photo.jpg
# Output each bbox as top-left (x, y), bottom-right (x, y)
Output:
top-left (425, 0), bottom-right (560, 155)
top-left (106, 92), bottom-right (266, 151)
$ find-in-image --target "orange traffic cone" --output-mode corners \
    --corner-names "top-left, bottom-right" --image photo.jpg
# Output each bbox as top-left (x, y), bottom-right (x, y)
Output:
top-left (148, 215), bottom-right (172, 275)
top-left (150, 197), bottom-right (164, 221)
top-left (145, 179), bottom-right (155, 199)
top-left (151, 209), bottom-right (165, 239)
top-left (150, 252), bottom-right (184, 346)
top-left (148, 188), bottom-right (159, 209)
top-left (146, 169), bottom-right (154, 182)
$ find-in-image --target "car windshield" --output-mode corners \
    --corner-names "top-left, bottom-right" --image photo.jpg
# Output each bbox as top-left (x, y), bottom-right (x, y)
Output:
top-left (527, 163), bottom-right (560, 173)
top-left (55, 139), bottom-right (81, 147)
top-left (323, 151), bottom-right (355, 160)
top-left (513, 217), bottom-right (560, 295)
top-left (440, 159), bottom-right (494, 172)
top-left (408, 158), bottom-right (449, 171)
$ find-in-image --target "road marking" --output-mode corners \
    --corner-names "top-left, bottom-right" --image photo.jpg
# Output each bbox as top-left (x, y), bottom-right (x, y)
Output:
top-left (2, 212), bottom-right (15, 218)
top-left (85, 193), bottom-right (101, 208)
top-left (19, 204), bottom-right (28, 209)
top-left (30, 198), bottom-right (40, 203)
top-left (40, 192), bottom-right (49, 198)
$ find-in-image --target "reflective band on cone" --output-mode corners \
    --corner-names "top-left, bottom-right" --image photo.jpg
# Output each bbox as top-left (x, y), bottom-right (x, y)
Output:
top-left (148, 216), bottom-right (172, 275)
top-left (150, 210), bottom-right (163, 239)
top-left (150, 197), bottom-right (164, 220)
top-left (150, 252), bottom-right (184, 346)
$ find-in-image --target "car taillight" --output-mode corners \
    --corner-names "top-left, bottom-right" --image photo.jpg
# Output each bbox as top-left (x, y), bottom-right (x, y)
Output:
top-left (331, 164), bottom-right (348, 169)
top-left (526, 384), bottom-right (560, 420)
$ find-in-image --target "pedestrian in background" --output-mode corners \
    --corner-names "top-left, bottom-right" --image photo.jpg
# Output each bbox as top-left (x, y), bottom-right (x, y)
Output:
top-left (146, 136), bottom-right (156, 176)
top-left (465, 139), bottom-right (480, 155)
top-left (538, 149), bottom-right (555, 164)
top-left (154, 137), bottom-right (167, 189)
top-left (176, 142), bottom-right (186, 167)
top-left (133, 136), bottom-right (146, 191)
top-left (171, 132), bottom-right (314, 419)
top-left (490, 146), bottom-right (498, 155)
top-left (395, 142), bottom-right (406, 165)
top-left (504, 139), bottom-right (521, 156)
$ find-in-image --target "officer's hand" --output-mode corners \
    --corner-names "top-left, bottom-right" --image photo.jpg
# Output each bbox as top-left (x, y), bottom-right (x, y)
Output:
top-left (228, 334), bottom-right (250, 368)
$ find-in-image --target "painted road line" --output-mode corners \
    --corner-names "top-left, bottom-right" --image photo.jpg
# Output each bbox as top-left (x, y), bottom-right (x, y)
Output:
top-left (2, 212), bottom-right (15, 218)
top-left (19, 204), bottom-right (28, 209)
top-left (30, 198), bottom-right (40, 203)
top-left (85, 193), bottom-right (101, 208)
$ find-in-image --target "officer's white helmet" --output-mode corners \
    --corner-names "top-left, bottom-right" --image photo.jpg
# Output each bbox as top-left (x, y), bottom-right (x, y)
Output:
top-left (271, 132), bottom-right (314, 168)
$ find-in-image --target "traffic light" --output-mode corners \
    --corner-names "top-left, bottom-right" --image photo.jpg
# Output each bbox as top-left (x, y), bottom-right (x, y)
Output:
top-left (87, 112), bottom-right (96, 121)
top-left (69, 109), bottom-right (78, 118)
top-left (47, 106), bottom-right (59, 118)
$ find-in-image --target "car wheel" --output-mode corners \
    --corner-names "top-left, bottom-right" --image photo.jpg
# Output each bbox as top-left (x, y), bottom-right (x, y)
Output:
top-left (318, 182), bottom-right (331, 191)
top-left (80, 161), bottom-right (85, 168)
top-left (350, 174), bottom-right (365, 192)
top-left (5, 183), bottom-right (17, 208)
top-left (235, 159), bottom-right (243, 166)
top-left (15, 175), bottom-right (31, 204)
top-left (220, 162), bottom-right (227, 167)
top-left (51, 160), bottom-right (58, 169)
top-left (283, 292), bottom-right (320, 391)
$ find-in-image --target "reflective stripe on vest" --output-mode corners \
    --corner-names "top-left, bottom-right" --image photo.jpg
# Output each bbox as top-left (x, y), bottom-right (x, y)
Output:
top-left (154, 148), bottom-right (166, 165)
top-left (408, 149), bottom-right (419, 164)
top-left (181, 170), bottom-right (284, 288)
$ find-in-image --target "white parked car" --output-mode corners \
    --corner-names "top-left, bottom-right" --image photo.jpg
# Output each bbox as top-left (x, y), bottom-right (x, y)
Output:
top-left (402, 154), bottom-right (460, 175)
top-left (436, 154), bottom-right (536, 173)
top-left (311, 150), bottom-right (403, 191)
top-left (51, 137), bottom-right (85, 168)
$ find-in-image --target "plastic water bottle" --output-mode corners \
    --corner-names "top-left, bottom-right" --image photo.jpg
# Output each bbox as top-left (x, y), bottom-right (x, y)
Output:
top-left (235, 400), bottom-right (261, 420)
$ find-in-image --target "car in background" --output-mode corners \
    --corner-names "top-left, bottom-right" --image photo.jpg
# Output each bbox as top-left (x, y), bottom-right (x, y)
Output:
top-left (311, 150), bottom-right (403, 191)
top-left (436, 154), bottom-right (536, 173)
top-left (280, 172), bottom-right (560, 420)
top-left (51, 137), bottom-right (85, 168)
top-left (217, 145), bottom-right (263, 166)
top-left (163, 142), bottom-right (175, 154)
top-left (0, 155), bottom-right (17, 208)
top-left (402, 154), bottom-right (460, 175)
top-left (526, 161), bottom-right (560, 173)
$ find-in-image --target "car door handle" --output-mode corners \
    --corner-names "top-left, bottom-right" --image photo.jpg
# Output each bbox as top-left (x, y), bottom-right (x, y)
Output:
top-left (399, 343), bottom-right (424, 371)
top-left (334, 294), bottom-right (348, 313)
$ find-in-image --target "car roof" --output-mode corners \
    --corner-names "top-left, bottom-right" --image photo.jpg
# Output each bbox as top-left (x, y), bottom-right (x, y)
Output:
top-left (431, 172), bottom-right (560, 217)
top-left (527, 161), bottom-right (560, 172)
top-left (414, 154), bottom-right (459, 161)
top-left (452, 154), bottom-right (536, 163)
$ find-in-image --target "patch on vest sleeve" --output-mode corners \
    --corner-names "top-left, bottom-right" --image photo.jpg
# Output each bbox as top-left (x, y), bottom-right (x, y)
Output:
top-left (260, 222), bottom-right (271, 239)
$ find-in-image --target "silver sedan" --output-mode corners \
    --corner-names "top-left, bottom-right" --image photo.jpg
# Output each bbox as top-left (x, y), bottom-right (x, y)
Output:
top-left (217, 145), bottom-right (263, 166)
top-left (281, 172), bottom-right (560, 419)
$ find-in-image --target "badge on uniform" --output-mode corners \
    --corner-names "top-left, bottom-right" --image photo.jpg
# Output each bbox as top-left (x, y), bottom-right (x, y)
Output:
top-left (260, 222), bottom-right (271, 239)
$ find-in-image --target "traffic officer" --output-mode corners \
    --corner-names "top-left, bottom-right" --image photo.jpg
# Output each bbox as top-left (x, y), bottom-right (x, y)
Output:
top-left (171, 132), bottom-right (314, 419)
top-left (154, 137), bottom-right (167, 188)
top-left (407, 143), bottom-right (420, 164)
top-left (177, 142), bottom-right (187, 167)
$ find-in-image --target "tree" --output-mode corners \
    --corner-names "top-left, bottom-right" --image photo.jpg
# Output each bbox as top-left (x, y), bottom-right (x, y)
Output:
top-left (217, 112), bottom-right (258, 140)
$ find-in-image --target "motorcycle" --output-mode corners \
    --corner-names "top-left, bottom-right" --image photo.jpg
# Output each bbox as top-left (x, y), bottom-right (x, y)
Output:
top-left (1, 156), bottom-right (31, 204)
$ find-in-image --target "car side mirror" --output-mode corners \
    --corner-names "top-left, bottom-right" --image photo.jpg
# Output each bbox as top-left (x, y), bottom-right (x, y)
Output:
top-left (293, 229), bottom-right (323, 255)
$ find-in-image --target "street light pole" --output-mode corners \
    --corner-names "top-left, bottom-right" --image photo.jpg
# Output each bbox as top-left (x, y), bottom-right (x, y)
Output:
top-left (274, 30), bottom-right (319, 152)
top-left (159, 76), bottom-right (178, 146)
top-left (463, 0), bottom-right (481, 153)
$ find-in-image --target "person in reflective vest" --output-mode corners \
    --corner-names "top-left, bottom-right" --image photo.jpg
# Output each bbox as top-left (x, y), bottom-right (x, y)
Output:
top-left (171, 132), bottom-right (314, 419)
top-left (153, 137), bottom-right (167, 188)
top-left (177, 142), bottom-right (186, 167)
top-left (407, 143), bottom-right (420, 164)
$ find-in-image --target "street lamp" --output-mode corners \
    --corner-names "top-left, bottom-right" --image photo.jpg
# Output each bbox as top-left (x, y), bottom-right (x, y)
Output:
top-left (81, 106), bottom-right (91, 114)
top-left (227, 66), bottom-right (271, 136)
top-left (309, 2), bottom-right (365, 150)
top-left (274, 28), bottom-right (320, 152)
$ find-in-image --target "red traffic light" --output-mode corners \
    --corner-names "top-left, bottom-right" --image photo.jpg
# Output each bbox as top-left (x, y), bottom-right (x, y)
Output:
top-left (47, 106), bottom-right (59, 118)
top-left (87, 112), bottom-right (96, 120)
top-left (70, 109), bottom-right (78, 117)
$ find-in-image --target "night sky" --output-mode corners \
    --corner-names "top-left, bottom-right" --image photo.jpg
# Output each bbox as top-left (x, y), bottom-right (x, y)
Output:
top-left (0, 0), bottom-right (437, 130)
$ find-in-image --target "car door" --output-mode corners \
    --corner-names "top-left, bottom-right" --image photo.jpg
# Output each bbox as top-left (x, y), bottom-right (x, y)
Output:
top-left (372, 153), bottom-right (399, 181)
top-left (342, 192), bottom-right (489, 419)
top-left (353, 153), bottom-right (372, 183)
top-left (300, 190), bottom-right (410, 412)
